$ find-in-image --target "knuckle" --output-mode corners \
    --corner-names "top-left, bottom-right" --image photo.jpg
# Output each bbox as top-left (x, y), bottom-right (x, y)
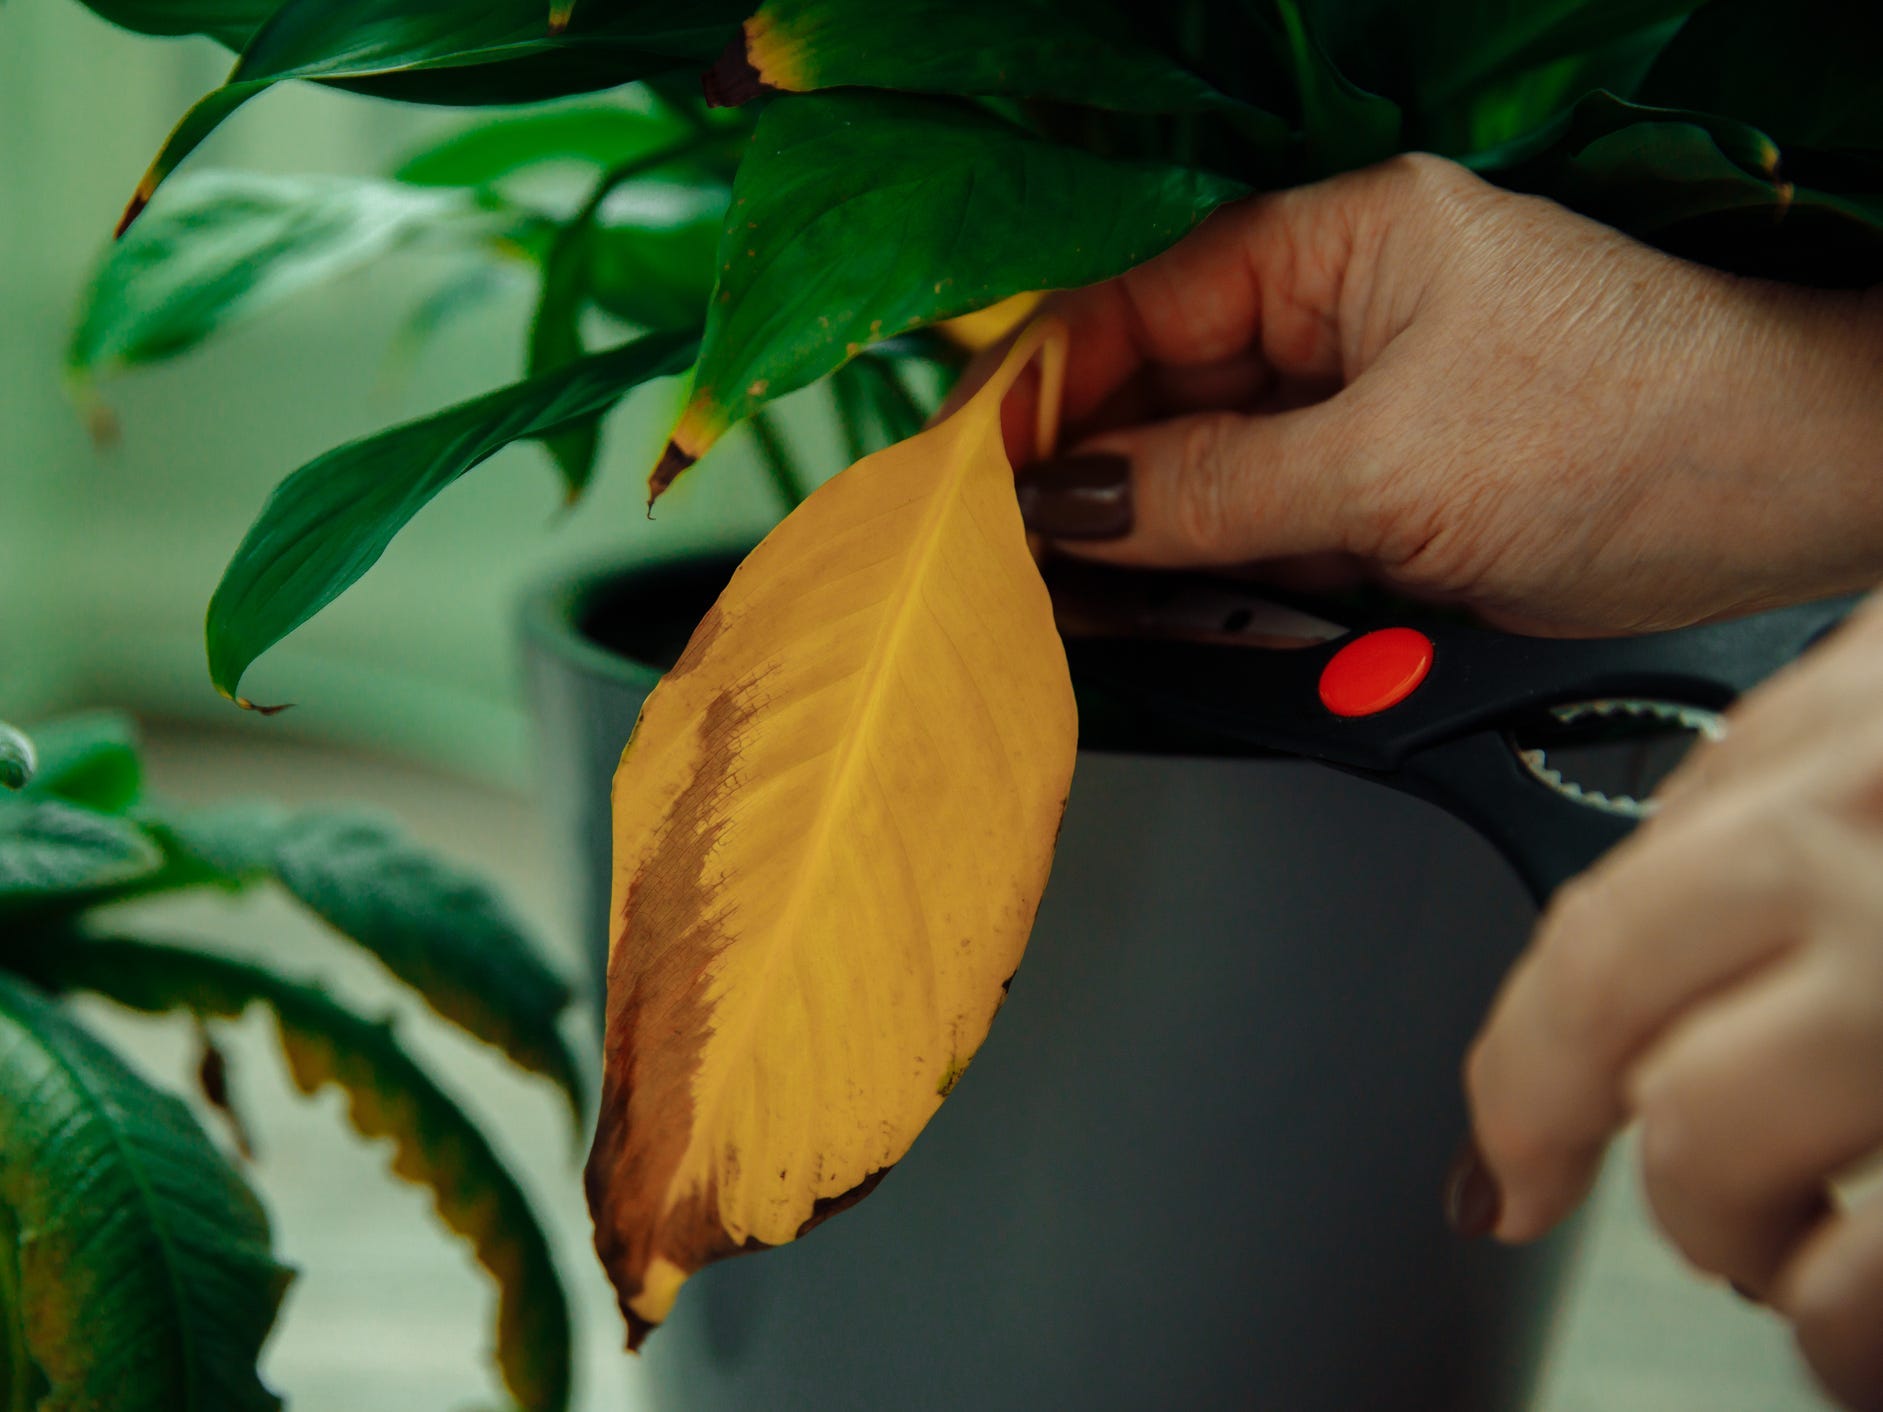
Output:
top-left (1168, 414), bottom-right (1242, 554)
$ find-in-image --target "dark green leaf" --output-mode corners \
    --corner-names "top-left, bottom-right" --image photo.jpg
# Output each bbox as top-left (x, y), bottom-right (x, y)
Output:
top-left (118, 0), bottom-right (752, 226)
top-left (658, 91), bottom-right (1245, 478)
top-left (1304, 0), bottom-right (1702, 117)
top-left (146, 802), bottom-right (290, 889)
top-left (0, 970), bottom-right (290, 1411)
top-left (0, 723), bottom-right (33, 792)
top-left (723, 0), bottom-right (1283, 134)
top-left (393, 99), bottom-right (734, 188)
top-left (18, 712), bottom-right (141, 814)
top-left (0, 799), bottom-right (164, 906)
top-left (585, 181), bottom-right (727, 332)
top-left (1480, 92), bottom-right (1883, 284)
top-left (12, 939), bottom-right (570, 1412)
top-left (74, 172), bottom-right (509, 381)
top-left (1640, 0), bottom-right (1883, 151)
top-left (70, 0), bottom-right (281, 48)
top-left (266, 809), bottom-right (584, 1121)
top-left (205, 327), bottom-right (695, 704)
top-left (1273, 0), bottom-right (1400, 174)
top-left (527, 224), bottom-right (604, 494)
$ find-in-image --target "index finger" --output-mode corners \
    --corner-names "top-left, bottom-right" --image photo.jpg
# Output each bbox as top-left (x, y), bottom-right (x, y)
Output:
top-left (943, 179), bottom-right (1366, 460)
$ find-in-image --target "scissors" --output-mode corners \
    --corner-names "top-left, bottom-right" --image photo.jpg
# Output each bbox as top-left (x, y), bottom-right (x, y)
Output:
top-left (1053, 565), bottom-right (1859, 905)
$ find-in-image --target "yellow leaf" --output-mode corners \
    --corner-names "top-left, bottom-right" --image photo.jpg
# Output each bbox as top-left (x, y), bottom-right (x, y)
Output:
top-left (936, 291), bottom-right (1047, 352)
top-left (587, 318), bottom-right (1077, 1348)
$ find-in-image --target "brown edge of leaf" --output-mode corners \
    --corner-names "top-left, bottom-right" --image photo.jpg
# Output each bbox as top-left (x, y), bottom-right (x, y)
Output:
top-left (702, 27), bottom-right (769, 107)
top-left (646, 442), bottom-right (698, 511)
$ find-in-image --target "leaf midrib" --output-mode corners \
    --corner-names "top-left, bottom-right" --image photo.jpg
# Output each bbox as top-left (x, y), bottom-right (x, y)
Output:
top-left (673, 423), bottom-right (985, 1208)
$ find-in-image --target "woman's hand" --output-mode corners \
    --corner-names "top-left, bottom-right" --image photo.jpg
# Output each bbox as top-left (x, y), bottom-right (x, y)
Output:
top-left (988, 154), bottom-right (1883, 636)
top-left (1458, 591), bottom-right (1883, 1411)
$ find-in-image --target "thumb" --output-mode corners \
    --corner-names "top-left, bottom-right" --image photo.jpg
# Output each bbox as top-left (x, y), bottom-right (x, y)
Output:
top-left (1016, 404), bottom-right (1362, 568)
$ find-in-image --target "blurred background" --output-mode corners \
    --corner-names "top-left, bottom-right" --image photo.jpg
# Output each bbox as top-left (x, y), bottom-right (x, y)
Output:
top-left (0, 4), bottom-right (1840, 1409)
top-left (1, 0), bottom-right (790, 781)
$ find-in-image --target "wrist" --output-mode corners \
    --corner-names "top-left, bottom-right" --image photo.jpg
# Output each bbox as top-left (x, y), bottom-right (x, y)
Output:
top-left (1672, 273), bottom-right (1883, 610)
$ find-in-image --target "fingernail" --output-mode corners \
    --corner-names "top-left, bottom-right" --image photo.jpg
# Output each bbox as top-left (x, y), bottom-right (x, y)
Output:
top-left (1014, 454), bottom-right (1133, 540)
top-left (1443, 1135), bottom-right (1502, 1240)
top-left (1729, 1279), bottom-right (1762, 1305)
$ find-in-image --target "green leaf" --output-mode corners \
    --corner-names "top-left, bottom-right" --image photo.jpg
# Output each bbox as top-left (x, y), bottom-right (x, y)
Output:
top-left (146, 802), bottom-right (290, 890)
top-left (12, 939), bottom-right (570, 1412)
top-left (266, 809), bottom-right (584, 1121)
top-left (72, 172), bottom-right (510, 382)
top-left (205, 328), bottom-right (695, 705)
top-left (1303, 0), bottom-right (1702, 117)
top-left (17, 713), bottom-right (141, 814)
top-left (527, 223), bottom-right (604, 494)
top-left (1639, 0), bottom-right (1883, 151)
top-left (69, 0), bottom-right (281, 49)
top-left (0, 799), bottom-right (165, 907)
top-left (1272, 0), bottom-right (1401, 175)
top-left (116, 0), bottom-right (754, 230)
top-left (0, 723), bottom-right (33, 793)
top-left (0, 970), bottom-right (290, 1411)
top-left (1479, 92), bottom-right (1883, 283)
top-left (393, 99), bottom-right (732, 189)
top-left (719, 0), bottom-right (1282, 130)
top-left (585, 181), bottom-right (728, 331)
top-left (655, 91), bottom-right (1245, 484)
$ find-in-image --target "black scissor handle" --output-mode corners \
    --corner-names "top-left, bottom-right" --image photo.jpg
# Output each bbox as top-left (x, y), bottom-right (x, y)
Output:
top-left (1064, 593), bottom-right (1862, 903)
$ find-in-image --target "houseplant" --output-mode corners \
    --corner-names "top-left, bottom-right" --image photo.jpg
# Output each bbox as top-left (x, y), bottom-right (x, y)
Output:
top-left (0, 710), bottom-right (581, 1410)
top-left (59, 0), bottom-right (1883, 1405)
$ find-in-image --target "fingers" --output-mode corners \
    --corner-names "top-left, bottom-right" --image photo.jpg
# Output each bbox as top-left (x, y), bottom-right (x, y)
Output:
top-left (1465, 794), bottom-right (1811, 1242)
top-left (962, 162), bottom-right (1417, 464)
top-left (1631, 950), bottom-right (1882, 1292)
top-left (1014, 398), bottom-right (1372, 567)
top-left (1780, 1191), bottom-right (1883, 1412)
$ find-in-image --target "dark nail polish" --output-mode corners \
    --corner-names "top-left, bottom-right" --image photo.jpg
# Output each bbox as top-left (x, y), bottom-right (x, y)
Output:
top-left (1443, 1136), bottom-right (1502, 1240)
top-left (1729, 1279), bottom-right (1762, 1305)
top-left (1015, 454), bottom-right (1133, 540)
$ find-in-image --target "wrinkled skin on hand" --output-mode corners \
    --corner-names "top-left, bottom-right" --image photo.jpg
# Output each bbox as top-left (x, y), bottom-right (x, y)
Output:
top-left (978, 154), bottom-right (1883, 636)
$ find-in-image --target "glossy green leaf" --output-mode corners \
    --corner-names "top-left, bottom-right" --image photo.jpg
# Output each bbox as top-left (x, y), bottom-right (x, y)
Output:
top-left (70, 0), bottom-right (281, 48)
top-left (205, 327), bottom-right (695, 705)
top-left (1303, 0), bottom-right (1701, 116)
top-left (17, 712), bottom-right (141, 814)
top-left (118, 0), bottom-right (753, 230)
top-left (720, 0), bottom-right (1282, 131)
top-left (1640, 0), bottom-right (1883, 151)
top-left (0, 723), bottom-right (33, 792)
top-left (1480, 92), bottom-right (1883, 283)
top-left (267, 808), bottom-right (584, 1121)
top-left (0, 799), bottom-right (164, 907)
top-left (73, 172), bottom-right (508, 381)
top-left (13, 939), bottom-right (570, 1412)
top-left (655, 91), bottom-right (1245, 487)
top-left (393, 98), bottom-right (727, 188)
top-left (528, 223), bottom-right (603, 493)
top-left (0, 970), bottom-right (290, 1412)
top-left (1272, 0), bottom-right (1400, 174)
top-left (586, 181), bottom-right (727, 332)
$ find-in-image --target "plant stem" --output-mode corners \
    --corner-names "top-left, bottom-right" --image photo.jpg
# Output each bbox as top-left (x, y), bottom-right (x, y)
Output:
top-left (747, 409), bottom-right (811, 511)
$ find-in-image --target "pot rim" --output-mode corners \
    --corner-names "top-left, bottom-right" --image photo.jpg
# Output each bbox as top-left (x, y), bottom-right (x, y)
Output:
top-left (519, 549), bottom-right (751, 690)
top-left (519, 549), bottom-right (1254, 762)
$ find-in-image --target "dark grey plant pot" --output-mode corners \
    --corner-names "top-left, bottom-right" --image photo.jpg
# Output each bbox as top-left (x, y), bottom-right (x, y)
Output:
top-left (521, 553), bottom-right (1579, 1412)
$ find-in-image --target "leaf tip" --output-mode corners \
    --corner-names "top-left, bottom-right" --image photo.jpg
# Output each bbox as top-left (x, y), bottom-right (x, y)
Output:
top-left (702, 25), bottom-right (769, 107)
top-left (547, 0), bottom-right (575, 34)
top-left (234, 695), bottom-right (294, 717)
top-left (114, 179), bottom-right (154, 240)
top-left (647, 441), bottom-right (697, 507)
